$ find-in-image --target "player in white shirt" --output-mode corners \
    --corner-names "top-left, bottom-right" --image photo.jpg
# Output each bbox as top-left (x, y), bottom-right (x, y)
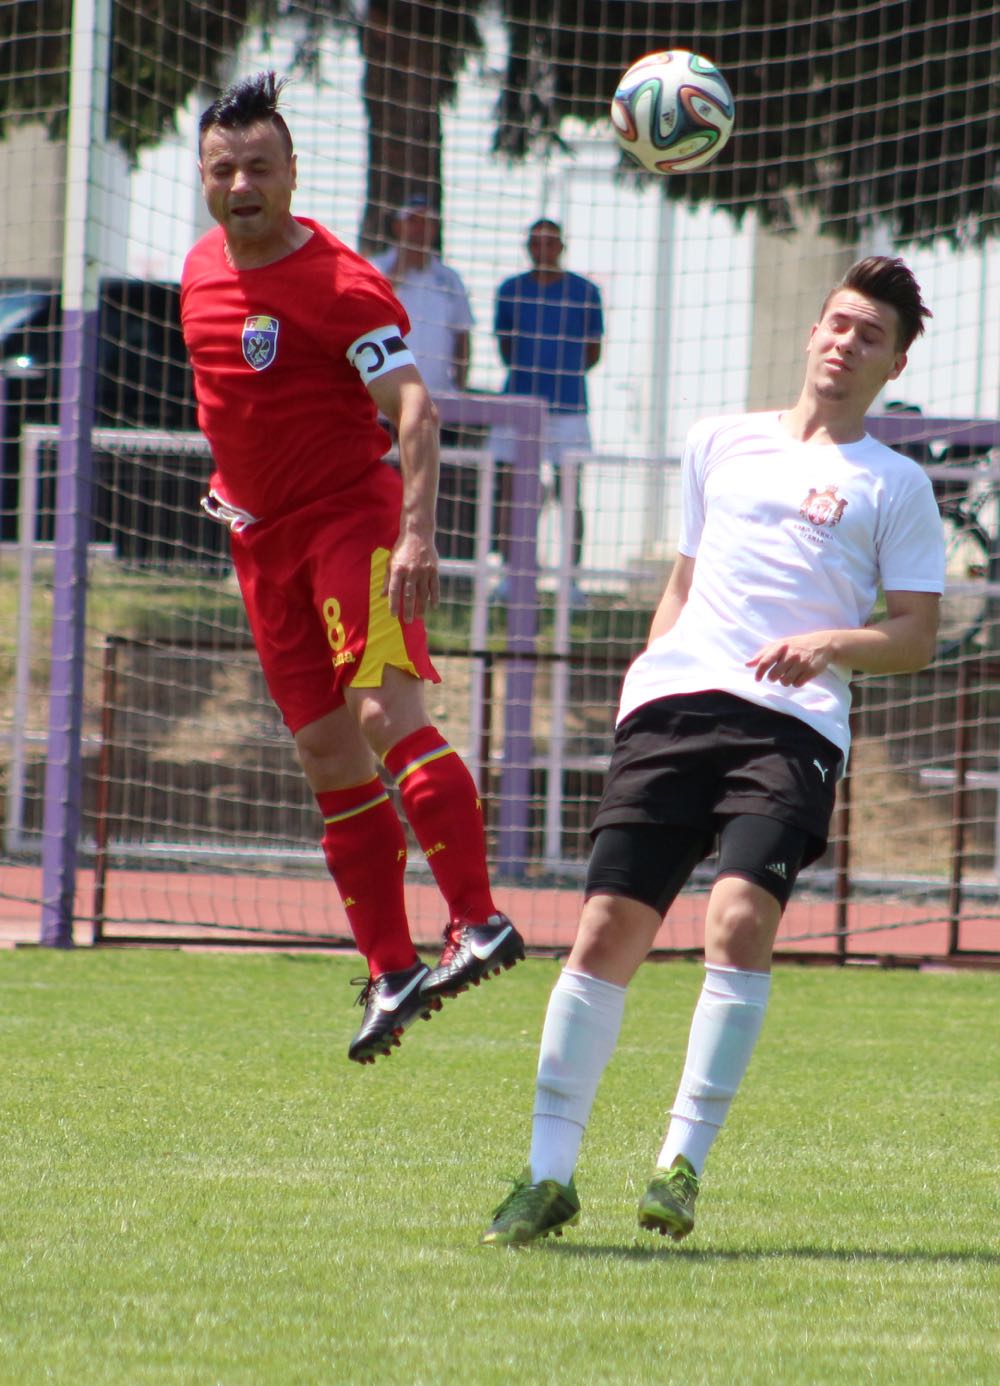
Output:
top-left (481, 255), bottom-right (945, 1247)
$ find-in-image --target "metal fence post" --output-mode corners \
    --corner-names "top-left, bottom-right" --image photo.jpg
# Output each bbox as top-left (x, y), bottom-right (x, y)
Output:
top-left (39, 0), bottom-right (110, 946)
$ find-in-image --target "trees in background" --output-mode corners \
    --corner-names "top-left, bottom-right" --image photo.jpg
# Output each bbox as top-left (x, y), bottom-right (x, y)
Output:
top-left (1, 0), bottom-right (995, 252)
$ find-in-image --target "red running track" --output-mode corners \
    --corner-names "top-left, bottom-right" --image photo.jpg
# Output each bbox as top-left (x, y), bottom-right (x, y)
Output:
top-left (1, 864), bottom-right (997, 964)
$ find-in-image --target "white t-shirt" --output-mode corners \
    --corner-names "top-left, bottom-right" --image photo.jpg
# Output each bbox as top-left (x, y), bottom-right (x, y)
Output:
top-left (618, 412), bottom-right (945, 760)
top-left (369, 252), bottom-right (473, 395)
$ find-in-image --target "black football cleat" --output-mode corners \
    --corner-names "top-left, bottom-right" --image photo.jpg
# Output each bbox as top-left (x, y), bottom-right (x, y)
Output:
top-left (420, 914), bottom-right (525, 1001)
top-left (348, 961), bottom-right (440, 1064)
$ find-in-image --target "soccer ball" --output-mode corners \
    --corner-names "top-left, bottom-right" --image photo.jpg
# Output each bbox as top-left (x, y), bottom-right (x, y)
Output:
top-left (610, 50), bottom-right (734, 174)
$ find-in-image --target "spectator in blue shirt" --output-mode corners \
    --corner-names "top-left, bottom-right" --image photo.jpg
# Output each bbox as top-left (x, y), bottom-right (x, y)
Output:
top-left (492, 219), bottom-right (604, 585)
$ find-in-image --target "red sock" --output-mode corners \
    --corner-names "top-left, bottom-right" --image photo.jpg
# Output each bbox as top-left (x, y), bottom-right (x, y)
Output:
top-left (384, 726), bottom-right (497, 925)
top-left (316, 777), bottom-right (416, 977)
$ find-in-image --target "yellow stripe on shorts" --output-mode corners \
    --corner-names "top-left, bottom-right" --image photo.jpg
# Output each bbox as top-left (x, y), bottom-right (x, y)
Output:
top-left (353, 547), bottom-right (420, 687)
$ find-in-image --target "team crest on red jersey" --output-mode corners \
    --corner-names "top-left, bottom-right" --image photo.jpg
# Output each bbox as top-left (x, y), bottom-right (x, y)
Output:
top-left (242, 315), bottom-right (279, 370)
top-left (800, 485), bottom-right (848, 527)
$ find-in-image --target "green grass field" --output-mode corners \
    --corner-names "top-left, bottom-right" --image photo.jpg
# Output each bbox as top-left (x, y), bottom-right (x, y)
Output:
top-left (0, 949), bottom-right (996, 1385)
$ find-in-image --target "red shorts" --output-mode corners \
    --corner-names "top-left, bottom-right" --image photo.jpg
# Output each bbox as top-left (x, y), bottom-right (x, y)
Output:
top-left (227, 465), bottom-right (440, 733)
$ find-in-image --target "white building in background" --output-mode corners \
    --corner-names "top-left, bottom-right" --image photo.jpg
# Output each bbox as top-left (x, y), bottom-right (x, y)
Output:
top-left (0, 122), bottom-right (132, 281)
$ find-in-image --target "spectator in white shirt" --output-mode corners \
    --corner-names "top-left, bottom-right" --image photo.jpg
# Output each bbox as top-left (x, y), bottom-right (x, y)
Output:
top-left (372, 195), bottom-right (478, 563)
top-left (371, 195), bottom-right (473, 397)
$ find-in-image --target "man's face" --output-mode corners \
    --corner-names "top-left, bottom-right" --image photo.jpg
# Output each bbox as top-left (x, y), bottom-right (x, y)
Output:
top-left (199, 120), bottom-right (296, 248)
top-left (806, 289), bottom-right (906, 406)
top-left (527, 224), bottom-right (563, 270)
top-left (396, 208), bottom-right (438, 254)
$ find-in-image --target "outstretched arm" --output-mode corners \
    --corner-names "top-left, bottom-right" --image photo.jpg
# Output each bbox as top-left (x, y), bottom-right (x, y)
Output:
top-left (366, 364), bottom-right (441, 623)
top-left (747, 589), bottom-right (940, 685)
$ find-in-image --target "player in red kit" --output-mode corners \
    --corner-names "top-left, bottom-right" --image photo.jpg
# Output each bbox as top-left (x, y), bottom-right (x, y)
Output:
top-left (181, 72), bottom-right (523, 1064)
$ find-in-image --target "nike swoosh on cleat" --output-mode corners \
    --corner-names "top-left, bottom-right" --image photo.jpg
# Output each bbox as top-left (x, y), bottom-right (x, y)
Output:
top-left (469, 925), bottom-right (514, 961)
top-left (378, 969), bottom-right (428, 1012)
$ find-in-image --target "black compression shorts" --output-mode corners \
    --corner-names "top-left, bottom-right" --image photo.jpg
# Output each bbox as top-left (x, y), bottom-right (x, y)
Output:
top-left (585, 814), bottom-right (812, 914)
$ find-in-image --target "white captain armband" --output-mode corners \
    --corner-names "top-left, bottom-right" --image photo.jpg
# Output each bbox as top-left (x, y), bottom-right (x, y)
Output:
top-left (346, 324), bottom-right (415, 383)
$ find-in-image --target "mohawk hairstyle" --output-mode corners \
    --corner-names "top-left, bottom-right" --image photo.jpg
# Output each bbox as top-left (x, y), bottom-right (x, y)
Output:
top-left (824, 256), bottom-right (932, 353)
top-left (199, 71), bottom-right (293, 157)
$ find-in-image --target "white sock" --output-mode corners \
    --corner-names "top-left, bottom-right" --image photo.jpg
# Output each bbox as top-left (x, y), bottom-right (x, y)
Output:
top-left (657, 963), bottom-right (772, 1176)
top-left (529, 968), bottom-right (627, 1186)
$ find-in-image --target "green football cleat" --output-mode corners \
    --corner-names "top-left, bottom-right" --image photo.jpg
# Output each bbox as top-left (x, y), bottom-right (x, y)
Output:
top-left (480, 1168), bottom-right (580, 1247)
top-left (637, 1159), bottom-right (700, 1242)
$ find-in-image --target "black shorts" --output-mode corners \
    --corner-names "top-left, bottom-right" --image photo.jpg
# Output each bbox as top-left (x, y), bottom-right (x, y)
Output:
top-left (586, 815), bottom-right (814, 914)
top-left (591, 690), bottom-right (842, 868)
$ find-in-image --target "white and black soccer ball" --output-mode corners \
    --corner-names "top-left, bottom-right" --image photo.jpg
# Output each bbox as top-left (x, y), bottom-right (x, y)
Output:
top-left (610, 50), bottom-right (735, 174)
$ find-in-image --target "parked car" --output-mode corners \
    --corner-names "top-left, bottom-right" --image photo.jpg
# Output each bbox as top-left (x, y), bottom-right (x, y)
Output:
top-left (0, 278), bottom-right (226, 563)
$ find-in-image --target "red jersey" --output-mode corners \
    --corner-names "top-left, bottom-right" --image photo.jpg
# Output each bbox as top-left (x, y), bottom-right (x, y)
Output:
top-left (180, 218), bottom-right (411, 520)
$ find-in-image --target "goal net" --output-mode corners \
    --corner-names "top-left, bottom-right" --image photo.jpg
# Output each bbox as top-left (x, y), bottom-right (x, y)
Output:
top-left (1, 0), bottom-right (998, 962)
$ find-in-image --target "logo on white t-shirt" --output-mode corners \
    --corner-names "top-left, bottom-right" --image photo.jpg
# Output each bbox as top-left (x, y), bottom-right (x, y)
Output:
top-left (792, 487), bottom-right (842, 529)
top-left (799, 486), bottom-right (848, 527)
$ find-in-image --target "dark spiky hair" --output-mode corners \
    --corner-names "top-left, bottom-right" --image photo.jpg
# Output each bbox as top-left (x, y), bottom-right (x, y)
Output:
top-left (199, 71), bottom-right (293, 158)
top-left (823, 256), bottom-right (932, 353)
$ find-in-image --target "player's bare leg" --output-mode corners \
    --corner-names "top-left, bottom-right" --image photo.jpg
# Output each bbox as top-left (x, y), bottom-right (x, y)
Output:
top-left (565, 892), bottom-right (663, 987)
top-left (343, 664), bottom-right (432, 764)
top-left (703, 874), bottom-right (782, 972)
